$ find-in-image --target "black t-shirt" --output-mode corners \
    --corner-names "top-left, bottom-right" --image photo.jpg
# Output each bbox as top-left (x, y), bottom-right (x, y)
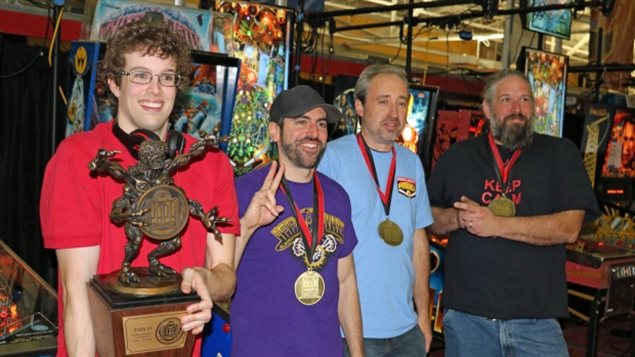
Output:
top-left (427, 134), bottom-right (599, 319)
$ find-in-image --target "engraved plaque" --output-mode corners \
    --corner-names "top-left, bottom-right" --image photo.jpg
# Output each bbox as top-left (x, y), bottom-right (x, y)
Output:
top-left (88, 277), bottom-right (198, 357)
top-left (123, 312), bottom-right (187, 354)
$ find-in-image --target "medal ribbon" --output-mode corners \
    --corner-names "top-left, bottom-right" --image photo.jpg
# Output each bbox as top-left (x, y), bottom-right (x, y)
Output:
top-left (487, 133), bottom-right (522, 193)
top-left (356, 133), bottom-right (396, 216)
top-left (279, 173), bottom-right (325, 251)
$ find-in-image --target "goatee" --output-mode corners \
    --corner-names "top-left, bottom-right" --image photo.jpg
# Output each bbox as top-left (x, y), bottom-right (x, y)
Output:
top-left (490, 114), bottom-right (534, 151)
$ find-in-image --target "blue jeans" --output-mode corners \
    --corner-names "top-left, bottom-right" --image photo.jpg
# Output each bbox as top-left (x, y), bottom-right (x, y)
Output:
top-left (343, 325), bottom-right (426, 357)
top-left (443, 309), bottom-right (568, 357)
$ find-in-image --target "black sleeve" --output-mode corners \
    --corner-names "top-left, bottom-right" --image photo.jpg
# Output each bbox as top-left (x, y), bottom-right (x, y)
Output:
top-left (551, 138), bottom-right (600, 222)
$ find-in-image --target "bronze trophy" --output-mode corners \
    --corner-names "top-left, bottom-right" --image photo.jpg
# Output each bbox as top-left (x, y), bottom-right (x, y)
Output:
top-left (86, 131), bottom-right (229, 357)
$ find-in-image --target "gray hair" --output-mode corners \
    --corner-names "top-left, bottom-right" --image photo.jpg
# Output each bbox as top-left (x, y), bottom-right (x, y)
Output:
top-left (482, 69), bottom-right (533, 106)
top-left (354, 64), bottom-right (408, 104)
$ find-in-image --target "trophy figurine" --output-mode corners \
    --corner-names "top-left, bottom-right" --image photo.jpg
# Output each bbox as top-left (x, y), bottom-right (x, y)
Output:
top-left (85, 131), bottom-right (229, 356)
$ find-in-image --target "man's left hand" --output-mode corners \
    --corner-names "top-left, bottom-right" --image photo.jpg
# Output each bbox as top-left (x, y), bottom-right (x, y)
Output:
top-left (454, 195), bottom-right (500, 237)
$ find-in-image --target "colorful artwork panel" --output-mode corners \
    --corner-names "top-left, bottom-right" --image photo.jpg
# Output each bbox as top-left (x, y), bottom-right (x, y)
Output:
top-left (523, 47), bottom-right (568, 137)
top-left (214, 1), bottom-right (293, 175)
top-left (602, 108), bottom-right (635, 178)
top-left (91, 0), bottom-right (214, 51)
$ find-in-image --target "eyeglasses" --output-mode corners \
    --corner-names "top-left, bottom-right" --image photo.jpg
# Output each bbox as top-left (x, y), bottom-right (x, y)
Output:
top-left (120, 70), bottom-right (182, 87)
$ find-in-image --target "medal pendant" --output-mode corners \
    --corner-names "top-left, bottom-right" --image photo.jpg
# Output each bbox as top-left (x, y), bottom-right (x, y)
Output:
top-left (294, 270), bottom-right (325, 305)
top-left (488, 196), bottom-right (516, 217)
top-left (378, 219), bottom-right (404, 246)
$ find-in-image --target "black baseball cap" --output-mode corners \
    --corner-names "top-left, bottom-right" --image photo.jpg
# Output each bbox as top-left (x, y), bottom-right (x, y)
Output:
top-left (269, 85), bottom-right (341, 124)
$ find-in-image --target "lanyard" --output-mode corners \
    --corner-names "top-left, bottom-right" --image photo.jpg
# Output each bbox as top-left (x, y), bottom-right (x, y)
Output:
top-left (279, 174), bottom-right (324, 250)
top-left (487, 133), bottom-right (522, 193)
top-left (356, 134), bottom-right (397, 216)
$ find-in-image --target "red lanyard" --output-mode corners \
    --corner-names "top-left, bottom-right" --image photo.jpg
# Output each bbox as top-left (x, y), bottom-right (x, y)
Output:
top-left (356, 133), bottom-right (396, 216)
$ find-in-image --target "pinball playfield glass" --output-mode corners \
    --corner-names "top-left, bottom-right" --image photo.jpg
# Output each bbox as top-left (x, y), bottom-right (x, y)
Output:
top-left (0, 240), bottom-right (57, 356)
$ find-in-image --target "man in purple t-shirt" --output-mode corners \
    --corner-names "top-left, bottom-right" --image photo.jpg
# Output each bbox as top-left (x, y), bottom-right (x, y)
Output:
top-left (231, 85), bottom-right (364, 356)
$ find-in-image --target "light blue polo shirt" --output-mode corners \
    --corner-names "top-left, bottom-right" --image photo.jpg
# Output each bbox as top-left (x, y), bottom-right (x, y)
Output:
top-left (318, 134), bottom-right (433, 338)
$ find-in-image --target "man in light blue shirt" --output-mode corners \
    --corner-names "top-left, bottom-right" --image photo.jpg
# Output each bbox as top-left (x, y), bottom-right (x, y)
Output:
top-left (319, 64), bottom-right (433, 356)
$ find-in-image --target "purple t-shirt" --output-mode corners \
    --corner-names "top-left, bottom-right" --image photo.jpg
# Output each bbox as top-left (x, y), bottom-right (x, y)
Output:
top-left (231, 166), bottom-right (357, 356)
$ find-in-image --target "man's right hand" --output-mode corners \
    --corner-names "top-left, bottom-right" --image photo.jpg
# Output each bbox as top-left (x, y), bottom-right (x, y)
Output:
top-left (240, 161), bottom-right (285, 234)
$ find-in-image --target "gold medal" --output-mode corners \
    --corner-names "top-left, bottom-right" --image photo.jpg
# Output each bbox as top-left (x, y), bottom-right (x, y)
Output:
top-left (294, 270), bottom-right (325, 305)
top-left (487, 134), bottom-right (522, 217)
top-left (488, 196), bottom-right (516, 217)
top-left (378, 219), bottom-right (404, 246)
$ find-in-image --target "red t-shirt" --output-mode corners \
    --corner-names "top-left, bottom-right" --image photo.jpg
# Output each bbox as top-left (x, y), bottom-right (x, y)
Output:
top-left (40, 122), bottom-right (240, 356)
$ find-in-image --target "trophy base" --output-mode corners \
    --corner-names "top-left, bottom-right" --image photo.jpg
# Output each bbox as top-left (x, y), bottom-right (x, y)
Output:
top-left (88, 270), bottom-right (200, 357)
top-left (97, 267), bottom-right (182, 297)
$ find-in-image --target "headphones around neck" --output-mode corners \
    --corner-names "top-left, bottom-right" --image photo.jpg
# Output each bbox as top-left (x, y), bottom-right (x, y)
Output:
top-left (112, 123), bottom-right (185, 160)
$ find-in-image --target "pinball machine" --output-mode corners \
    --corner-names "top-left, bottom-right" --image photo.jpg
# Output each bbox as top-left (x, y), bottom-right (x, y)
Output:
top-left (0, 240), bottom-right (58, 356)
top-left (566, 238), bottom-right (635, 357)
top-left (570, 104), bottom-right (635, 357)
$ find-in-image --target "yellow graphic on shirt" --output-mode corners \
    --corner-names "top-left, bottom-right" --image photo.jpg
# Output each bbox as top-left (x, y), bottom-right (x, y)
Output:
top-left (270, 209), bottom-right (345, 270)
top-left (397, 177), bottom-right (417, 198)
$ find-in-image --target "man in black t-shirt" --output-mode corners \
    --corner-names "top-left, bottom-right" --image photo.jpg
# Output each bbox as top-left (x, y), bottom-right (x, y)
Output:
top-left (427, 69), bottom-right (599, 357)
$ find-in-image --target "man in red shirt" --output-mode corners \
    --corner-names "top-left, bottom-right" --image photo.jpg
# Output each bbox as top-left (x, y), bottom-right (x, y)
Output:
top-left (40, 19), bottom-right (239, 356)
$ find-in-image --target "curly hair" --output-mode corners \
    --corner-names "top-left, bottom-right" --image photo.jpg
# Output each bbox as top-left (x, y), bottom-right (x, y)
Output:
top-left (99, 19), bottom-right (192, 92)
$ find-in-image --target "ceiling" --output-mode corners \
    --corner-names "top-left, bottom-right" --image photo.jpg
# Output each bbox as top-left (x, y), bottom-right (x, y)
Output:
top-left (309, 0), bottom-right (597, 74)
top-left (0, 0), bottom-right (606, 71)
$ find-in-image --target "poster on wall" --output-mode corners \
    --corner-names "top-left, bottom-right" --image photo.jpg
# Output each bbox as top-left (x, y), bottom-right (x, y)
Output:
top-left (213, 1), bottom-right (293, 175)
top-left (522, 47), bottom-right (568, 137)
top-left (90, 0), bottom-right (214, 51)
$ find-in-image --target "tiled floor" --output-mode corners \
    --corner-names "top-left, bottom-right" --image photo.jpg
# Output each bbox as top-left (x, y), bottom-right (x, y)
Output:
top-left (427, 316), bottom-right (633, 357)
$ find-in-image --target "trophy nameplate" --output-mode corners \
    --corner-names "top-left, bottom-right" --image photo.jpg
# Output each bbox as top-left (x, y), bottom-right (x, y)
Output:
top-left (88, 276), bottom-right (199, 357)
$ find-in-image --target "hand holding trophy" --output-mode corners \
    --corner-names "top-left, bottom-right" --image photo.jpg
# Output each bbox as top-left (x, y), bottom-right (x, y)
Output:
top-left (87, 132), bottom-right (230, 356)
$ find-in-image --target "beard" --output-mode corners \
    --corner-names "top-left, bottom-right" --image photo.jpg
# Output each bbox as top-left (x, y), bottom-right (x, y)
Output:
top-left (490, 113), bottom-right (534, 150)
top-left (280, 138), bottom-right (325, 169)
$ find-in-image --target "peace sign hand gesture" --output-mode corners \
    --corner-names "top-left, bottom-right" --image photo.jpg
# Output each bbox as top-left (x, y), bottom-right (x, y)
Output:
top-left (240, 161), bottom-right (285, 236)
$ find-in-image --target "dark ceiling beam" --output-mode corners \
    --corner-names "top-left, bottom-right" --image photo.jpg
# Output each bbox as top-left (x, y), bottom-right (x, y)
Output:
top-left (568, 63), bottom-right (635, 73)
top-left (331, 19), bottom-right (402, 33)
